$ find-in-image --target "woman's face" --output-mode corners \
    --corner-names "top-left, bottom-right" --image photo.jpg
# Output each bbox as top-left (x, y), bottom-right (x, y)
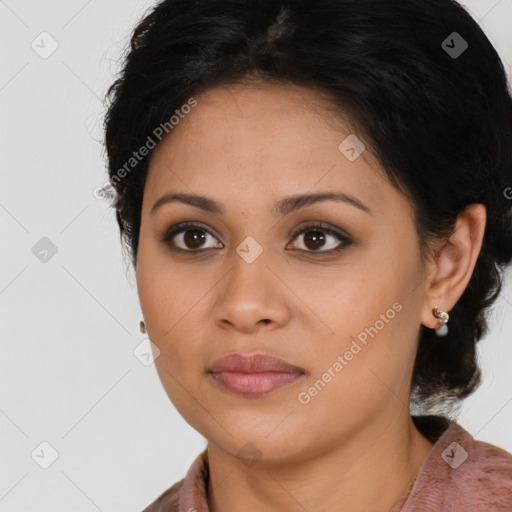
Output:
top-left (136, 81), bottom-right (431, 463)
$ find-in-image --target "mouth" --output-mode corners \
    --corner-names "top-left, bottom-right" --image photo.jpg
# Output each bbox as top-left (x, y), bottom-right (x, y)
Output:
top-left (207, 353), bottom-right (306, 398)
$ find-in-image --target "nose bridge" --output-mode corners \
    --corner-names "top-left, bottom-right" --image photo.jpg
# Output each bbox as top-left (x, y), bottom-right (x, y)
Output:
top-left (213, 235), bottom-right (288, 329)
top-left (225, 237), bottom-right (272, 301)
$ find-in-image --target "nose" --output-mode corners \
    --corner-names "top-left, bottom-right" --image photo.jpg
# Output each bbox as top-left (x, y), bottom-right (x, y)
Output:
top-left (212, 255), bottom-right (292, 334)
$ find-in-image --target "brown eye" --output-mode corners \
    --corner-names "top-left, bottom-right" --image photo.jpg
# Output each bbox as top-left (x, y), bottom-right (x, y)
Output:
top-left (182, 228), bottom-right (207, 249)
top-left (163, 223), bottom-right (223, 251)
top-left (289, 223), bottom-right (352, 254)
top-left (302, 230), bottom-right (327, 250)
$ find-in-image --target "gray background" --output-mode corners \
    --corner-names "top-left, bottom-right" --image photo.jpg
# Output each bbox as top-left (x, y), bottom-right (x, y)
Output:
top-left (1, 0), bottom-right (511, 510)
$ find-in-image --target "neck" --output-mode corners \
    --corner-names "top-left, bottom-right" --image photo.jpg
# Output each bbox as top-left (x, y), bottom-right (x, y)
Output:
top-left (206, 413), bottom-right (434, 512)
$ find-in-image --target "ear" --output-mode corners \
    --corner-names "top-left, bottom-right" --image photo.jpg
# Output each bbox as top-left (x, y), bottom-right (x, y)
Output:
top-left (421, 203), bottom-right (487, 330)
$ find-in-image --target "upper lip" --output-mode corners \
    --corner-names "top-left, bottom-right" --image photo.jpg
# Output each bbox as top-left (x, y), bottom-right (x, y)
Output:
top-left (208, 353), bottom-right (305, 374)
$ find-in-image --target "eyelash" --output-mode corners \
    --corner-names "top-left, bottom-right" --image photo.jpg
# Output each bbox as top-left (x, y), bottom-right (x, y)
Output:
top-left (161, 222), bottom-right (353, 256)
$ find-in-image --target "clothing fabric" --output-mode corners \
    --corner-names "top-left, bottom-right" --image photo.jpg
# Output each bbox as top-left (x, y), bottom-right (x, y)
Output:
top-left (141, 415), bottom-right (512, 511)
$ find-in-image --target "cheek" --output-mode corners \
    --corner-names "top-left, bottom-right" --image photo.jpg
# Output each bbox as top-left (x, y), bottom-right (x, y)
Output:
top-left (137, 258), bottom-right (206, 424)
top-left (295, 256), bottom-right (419, 402)
top-left (137, 235), bottom-right (192, 334)
top-left (136, 245), bottom-right (204, 384)
top-left (295, 309), bottom-right (415, 436)
top-left (287, 262), bottom-right (397, 348)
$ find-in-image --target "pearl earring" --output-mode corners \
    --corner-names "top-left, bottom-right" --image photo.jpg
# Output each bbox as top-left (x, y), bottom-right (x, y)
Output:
top-left (432, 306), bottom-right (449, 337)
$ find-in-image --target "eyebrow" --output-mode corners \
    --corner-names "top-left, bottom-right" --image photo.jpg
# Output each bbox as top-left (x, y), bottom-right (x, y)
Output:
top-left (150, 190), bottom-right (371, 217)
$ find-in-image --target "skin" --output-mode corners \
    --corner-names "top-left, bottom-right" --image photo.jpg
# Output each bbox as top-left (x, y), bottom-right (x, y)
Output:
top-left (136, 81), bottom-right (486, 512)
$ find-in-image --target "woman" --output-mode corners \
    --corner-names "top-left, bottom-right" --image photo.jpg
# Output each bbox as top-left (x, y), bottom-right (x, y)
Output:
top-left (102, 0), bottom-right (512, 510)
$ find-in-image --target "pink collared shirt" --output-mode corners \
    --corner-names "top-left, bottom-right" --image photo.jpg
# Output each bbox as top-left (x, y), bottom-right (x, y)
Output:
top-left (142, 416), bottom-right (512, 511)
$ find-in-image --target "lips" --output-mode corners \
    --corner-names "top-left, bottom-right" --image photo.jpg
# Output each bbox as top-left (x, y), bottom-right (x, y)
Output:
top-left (208, 353), bottom-right (305, 397)
top-left (209, 353), bottom-right (304, 373)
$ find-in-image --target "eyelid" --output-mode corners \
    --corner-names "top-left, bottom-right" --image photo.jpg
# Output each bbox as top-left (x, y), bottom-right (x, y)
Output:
top-left (290, 221), bottom-right (352, 243)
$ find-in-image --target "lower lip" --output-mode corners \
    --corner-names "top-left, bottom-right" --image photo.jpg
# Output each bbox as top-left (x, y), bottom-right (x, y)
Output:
top-left (209, 371), bottom-right (304, 397)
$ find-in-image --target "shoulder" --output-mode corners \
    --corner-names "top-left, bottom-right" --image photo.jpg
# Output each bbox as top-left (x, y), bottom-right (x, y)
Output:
top-left (140, 448), bottom-right (209, 512)
top-left (140, 478), bottom-right (184, 512)
top-left (407, 420), bottom-right (512, 511)
top-left (450, 427), bottom-right (512, 504)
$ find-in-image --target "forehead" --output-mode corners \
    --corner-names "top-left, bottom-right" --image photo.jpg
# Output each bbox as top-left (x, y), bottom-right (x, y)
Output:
top-left (145, 81), bottom-right (397, 214)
